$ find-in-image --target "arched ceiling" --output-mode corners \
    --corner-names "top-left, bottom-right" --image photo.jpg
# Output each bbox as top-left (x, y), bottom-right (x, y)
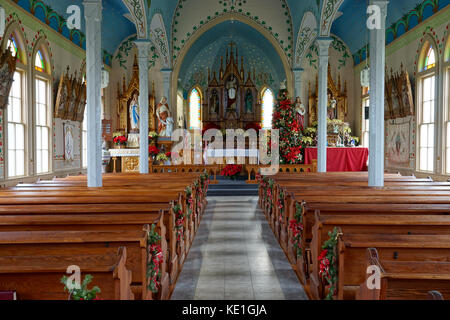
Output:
top-left (15, 0), bottom-right (449, 67)
top-left (179, 20), bottom-right (285, 92)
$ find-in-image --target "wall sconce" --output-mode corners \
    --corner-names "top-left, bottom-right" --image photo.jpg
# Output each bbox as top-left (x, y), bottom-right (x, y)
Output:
top-left (0, 6), bottom-right (5, 39)
top-left (101, 66), bottom-right (109, 88)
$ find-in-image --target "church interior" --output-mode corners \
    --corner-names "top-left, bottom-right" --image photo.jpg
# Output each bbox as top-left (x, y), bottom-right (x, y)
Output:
top-left (0, 0), bottom-right (449, 303)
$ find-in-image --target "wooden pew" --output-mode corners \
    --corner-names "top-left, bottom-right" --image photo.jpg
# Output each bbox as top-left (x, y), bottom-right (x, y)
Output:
top-left (0, 229), bottom-right (156, 299)
top-left (356, 248), bottom-right (450, 300)
top-left (0, 247), bottom-right (134, 300)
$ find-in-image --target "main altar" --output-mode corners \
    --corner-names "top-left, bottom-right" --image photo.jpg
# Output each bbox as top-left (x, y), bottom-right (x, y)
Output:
top-left (202, 42), bottom-right (261, 130)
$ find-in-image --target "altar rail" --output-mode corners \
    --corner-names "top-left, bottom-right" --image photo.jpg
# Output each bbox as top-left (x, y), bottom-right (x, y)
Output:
top-left (150, 165), bottom-right (220, 184)
top-left (244, 160), bottom-right (318, 184)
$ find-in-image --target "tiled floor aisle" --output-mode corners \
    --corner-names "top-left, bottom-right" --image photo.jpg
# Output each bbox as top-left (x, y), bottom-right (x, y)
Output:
top-left (171, 196), bottom-right (308, 300)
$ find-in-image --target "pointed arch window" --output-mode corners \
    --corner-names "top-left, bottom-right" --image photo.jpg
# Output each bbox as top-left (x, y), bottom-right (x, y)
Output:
top-left (261, 88), bottom-right (274, 129)
top-left (424, 46), bottom-right (436, 70)
top-left (189, 88), bottom-right (201, 130)
top-left (6, 37), bottom-right (18, 57)
top-left (34, 50), bottom-right (45, 73)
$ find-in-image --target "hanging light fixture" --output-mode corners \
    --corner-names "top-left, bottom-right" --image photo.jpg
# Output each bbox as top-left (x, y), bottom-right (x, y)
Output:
top-left (0, 6), bottom-right (5, 39)
top-left (101, 65), bottom-right (109, 88)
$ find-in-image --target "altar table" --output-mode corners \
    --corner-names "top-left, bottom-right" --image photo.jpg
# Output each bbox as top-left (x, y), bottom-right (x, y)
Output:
top-left (304, 147), bottom-right (369, 172)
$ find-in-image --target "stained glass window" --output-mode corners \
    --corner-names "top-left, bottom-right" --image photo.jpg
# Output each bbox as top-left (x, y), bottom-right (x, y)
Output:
top-left (189, 88), bottom-right (201, 130)
top-left (6, 37), bottom-right (21, 62)
top-left (35, 50), bottom-right (45, 72)
top-left (424, 46), bottom-right (436, 70)
top-left (262, 88), bottom-right (274, 129)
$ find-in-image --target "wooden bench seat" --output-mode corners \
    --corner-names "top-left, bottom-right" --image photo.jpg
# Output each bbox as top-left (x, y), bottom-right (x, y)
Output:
top-left (0, 247), bottom-right (134, 300)
top-left (357, 248), bottom-right (450, 300)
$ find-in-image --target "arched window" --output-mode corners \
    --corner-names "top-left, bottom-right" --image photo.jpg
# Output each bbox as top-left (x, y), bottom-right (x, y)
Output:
top-left (33, 46), bottom-right (51, 174)
top-left (444, 36), bottom-right (450, 174)
top-left (417, 40), bottom-right (437, 173)
top-left (34, 50), bottom-right (45, 73)
top-left (6, 37), bottom-right (18, 57)
top-left (261, 88), bottom-right (274, 129)
top-left (424, 46), bottom-right (436, 70)
top-left (189, 88), bottom-right (201, 130)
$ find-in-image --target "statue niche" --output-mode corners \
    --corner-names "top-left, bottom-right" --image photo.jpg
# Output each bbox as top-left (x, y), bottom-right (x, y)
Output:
top-left (308, 64), bottom-right (348, 124)
top-left (116, 55), bottom-right (156, 144)
top-left (202, 42), bottom-right (260, 130)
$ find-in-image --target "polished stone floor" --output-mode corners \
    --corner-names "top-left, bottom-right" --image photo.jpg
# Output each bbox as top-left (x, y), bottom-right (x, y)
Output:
top-left (171, 196), bottom-right (308, 300)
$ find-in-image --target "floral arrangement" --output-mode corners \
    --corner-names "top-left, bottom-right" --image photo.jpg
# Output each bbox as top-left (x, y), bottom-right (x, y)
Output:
top-left (113, 135), bottom-right (127, 146)
top-left (185, 186), bottom-right (194, 218)
top-left (318, 227), bottom-right (340, 300)
top-left (272, 88), bottom-right (304, 164)
top-left (149, 145), bottom-right (160, 157)
top-left (244, 122), bottom-right (262, 132)
top-left (147, 224), bottom-right (163, 293)
top-left (165, 152), bottom-right (171, 158)
top-left (156, 153), bottom-right (168, 162)
top-left (277, 189), bottom-right (285, 224)
top-left (289, 202), bottom-right (304, 258)
top-left (220, 164), bottom-right (243, 180)
top-left (172, 204), bottom-right (184, 242)
top-left (148, 131), bottom-right (158, 139)
top-left (61, 274), bottom-right (101, 300)
top-left (200, 173), bottom-right (209, 193)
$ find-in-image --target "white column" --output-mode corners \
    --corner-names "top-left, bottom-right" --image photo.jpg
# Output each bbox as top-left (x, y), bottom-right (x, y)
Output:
top-left (316, 38), bottom-right (333, 173)
top-left (83, 0), bottom-right (102, 187)
top-left (368, 0), bottom-right (388, 187)
top-left (293, 67), bottom-right (304, 99)
top-left (135, 40), bottom-right (151, 174)
top-left (161, 68), bottom-right (172, 106)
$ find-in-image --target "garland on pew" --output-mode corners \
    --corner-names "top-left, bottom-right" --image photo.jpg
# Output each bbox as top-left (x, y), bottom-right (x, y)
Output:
top-left (318, 227), bottom-right (339, 300)
top-left (194, 181), bottom-right (202, 210)
top-left (200, 173), bottom-right (210, 193)
top-left (172, 203), bottom-right (185, 241)
top-left (277, 189), bottom-right (285, 224)
top-left (147, 224), bottom-right (164, 294)
top-left (289, 201), bottom-right (304, 257)
top-left (61, 274), bottom-right (101, 300)
top-left (185, 186), bottom-right (194, 219)
top-left (266, 179), bottom-right (274, 211)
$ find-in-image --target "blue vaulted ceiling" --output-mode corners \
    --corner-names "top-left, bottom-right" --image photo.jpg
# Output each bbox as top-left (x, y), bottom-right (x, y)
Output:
top-left (14, 0), bottom-right (449, 67)
top-left (179, 20), bottom-right (285, 92)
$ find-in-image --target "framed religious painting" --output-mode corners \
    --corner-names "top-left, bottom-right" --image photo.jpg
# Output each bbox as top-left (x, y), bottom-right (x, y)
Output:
top-left (73, 82), bottom-right (86, 122)
top-left (384, 78), bottom-right (394, 120)
top-left (389, 76), bottom-right (402, 119)
top-left (398, 68), bottom-right (415, 117)
top-left (63, 122), bottom-right (75, 161)
top-left (0, 48), bottom-right (16, 110)
top-left (54, 68), bottom-right (70, 119)
top-left (207, 87), bottom-right (221, 122)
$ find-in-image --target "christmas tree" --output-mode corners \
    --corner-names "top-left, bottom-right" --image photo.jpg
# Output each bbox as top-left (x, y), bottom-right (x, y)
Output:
top-left (272, 88), bottom-right (304, 164)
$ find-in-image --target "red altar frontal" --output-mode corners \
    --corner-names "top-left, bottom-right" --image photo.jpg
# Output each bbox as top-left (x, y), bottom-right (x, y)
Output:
top-left (304, 147), bottom-right (369, 172)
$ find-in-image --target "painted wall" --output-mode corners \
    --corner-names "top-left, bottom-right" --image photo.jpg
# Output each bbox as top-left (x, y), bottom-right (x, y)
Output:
top-left (352, 7), bottom-right (450, 180)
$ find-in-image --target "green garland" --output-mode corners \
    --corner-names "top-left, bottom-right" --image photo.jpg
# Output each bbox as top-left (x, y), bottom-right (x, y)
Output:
top-left (289, 201), bottom-right (304, 257)
top-left (185, 186), bottom-right (193, 218)
top-left (277, 189), bottom-right (285, 224)
top-left (318, 227), bottom-right (340, 300)
top-left (172, 203), bottom-right (184, 242)
top-left (147, 224), bottom-right (163, 293)
top-left (61, 274), bottom-right (101, 300)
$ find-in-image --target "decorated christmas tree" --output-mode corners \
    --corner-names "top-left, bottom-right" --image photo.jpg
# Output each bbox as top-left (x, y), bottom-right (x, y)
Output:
top-left (272, 86), bottom-right (304, 164)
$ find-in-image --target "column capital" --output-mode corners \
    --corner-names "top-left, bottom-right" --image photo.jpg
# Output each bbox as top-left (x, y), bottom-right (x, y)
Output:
top-left (316, 37), bottom-right (333, 57)
top-left (134, 39), bottom-right (151, 58)
top-left (83, 0), bottom-right (102, 21)
top-left (369, 0), bottom-right (389, 29)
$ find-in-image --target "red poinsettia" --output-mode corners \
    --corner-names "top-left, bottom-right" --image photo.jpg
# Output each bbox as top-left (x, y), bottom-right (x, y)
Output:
top-left (149, 145), bottom-right (160, 156)
top-left (165, 152), bottom-right (171, 158)
top-left (202, 123), bottom-right (221, 136)
top-left (220, 164), bottom-right (243, 179)
top-left (113, 135), bottom-right (127, 145)
top-left (285, 146), bottom-right (302, 163)
top-left (244, 122), bottom-right (262, 131)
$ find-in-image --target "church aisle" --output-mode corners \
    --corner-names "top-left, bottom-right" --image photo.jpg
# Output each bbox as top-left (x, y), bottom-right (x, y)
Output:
top-left (171, 196), bottom-right (308, 300)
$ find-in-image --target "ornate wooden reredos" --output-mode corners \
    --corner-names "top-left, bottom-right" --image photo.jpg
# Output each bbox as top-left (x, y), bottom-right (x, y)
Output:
top-left (203, 42), bottom-right (261, 130)
top-left (116, 55), bottom-right (156, 134)
top-left (54, 66), bottom-right (86, 122)
top-left (308, 64), bottom-right (348, 124)
top-left (0, 48), bottom-right (17, 110)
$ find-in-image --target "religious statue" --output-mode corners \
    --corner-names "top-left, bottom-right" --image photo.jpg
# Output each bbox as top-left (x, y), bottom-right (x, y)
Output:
top-left (210, 89), bottom-right (219, 114)
top-left (294, 97), bottom-right (306, 131)
top-left (226, 75), bottom-right (237, 112)
top-left (129, 93), bottom-right (140, 131)
top-left (327, 93), bottom-right (337, 120)
top-left (156, 96), bottom-right (174, 137)
top-left (245, 89), bottom-right (253, 113)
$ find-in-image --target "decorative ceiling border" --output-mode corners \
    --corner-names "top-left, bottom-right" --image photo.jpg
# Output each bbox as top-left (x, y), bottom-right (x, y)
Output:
top-left (353, 0), bottom-right (440, 65)
top-left (170, 0), bottom-right (294, 65)
top-left (294, 11), bottom-right (318, 67)
top-left (122, 0), bottom-right (148, 39)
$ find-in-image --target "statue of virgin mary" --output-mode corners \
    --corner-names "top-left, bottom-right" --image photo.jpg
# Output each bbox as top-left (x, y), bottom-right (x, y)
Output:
top-left (129, 93), bottom-right (139, 131)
